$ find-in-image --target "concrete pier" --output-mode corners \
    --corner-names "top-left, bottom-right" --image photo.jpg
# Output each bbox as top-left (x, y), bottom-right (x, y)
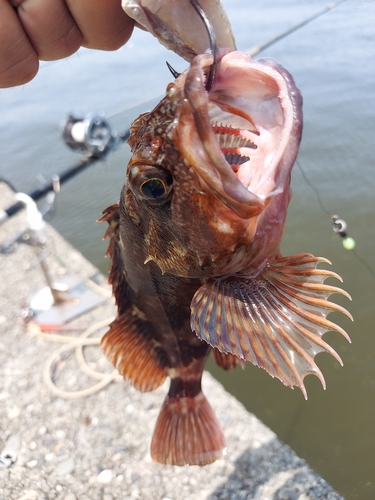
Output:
top-left (0, 183), bottom-right (343, 500)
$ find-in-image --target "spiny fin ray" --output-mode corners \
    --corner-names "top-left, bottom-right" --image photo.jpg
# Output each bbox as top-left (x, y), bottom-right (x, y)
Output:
top-left (191, 253), bottom-right (352, 398)
top-left (101, 314), bottom-right (167, 392)
top-left (99, 203), bottom-right (167, 392)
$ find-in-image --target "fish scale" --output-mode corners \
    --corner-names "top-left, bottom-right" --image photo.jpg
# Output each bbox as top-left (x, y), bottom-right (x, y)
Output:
top-left (100, 38), bottom-right (351, 468)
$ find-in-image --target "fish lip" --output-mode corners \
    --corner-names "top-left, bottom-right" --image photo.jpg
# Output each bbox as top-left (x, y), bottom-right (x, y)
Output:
top-left (176, 50), bottom-right (303, 220)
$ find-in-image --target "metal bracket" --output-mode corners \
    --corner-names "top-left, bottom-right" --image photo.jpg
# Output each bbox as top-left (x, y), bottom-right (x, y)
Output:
top-left (0, 451), bottom-right (17, 468)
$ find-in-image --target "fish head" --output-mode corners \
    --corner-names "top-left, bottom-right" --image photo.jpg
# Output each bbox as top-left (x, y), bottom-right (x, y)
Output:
top-left (125, 50), bottom-right (303, 277)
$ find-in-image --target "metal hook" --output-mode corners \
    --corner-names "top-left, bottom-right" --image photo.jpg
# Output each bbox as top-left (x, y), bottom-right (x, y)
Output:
top-left (189, 0), bottom-right (217, 91)
top-left (166, 61), bottom-right (181, 79)
top-left (331, 214), bottom-right (347, 237)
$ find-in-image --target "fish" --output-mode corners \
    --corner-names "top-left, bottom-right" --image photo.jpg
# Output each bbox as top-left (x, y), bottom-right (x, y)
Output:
top-left (122, 0), bottom-right (236, 61)
top-left (98, 43), bottom-right (352, 466)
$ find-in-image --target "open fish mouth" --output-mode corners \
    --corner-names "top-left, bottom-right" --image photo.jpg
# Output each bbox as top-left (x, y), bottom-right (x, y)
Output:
top-left (176, 50), bottom-right (303, 219)
top-left (211, 109), bottom-right (258, 176)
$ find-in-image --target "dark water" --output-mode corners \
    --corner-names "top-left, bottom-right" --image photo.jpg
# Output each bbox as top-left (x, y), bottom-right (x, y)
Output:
top-left (1, 1), bottom-right (374, 498)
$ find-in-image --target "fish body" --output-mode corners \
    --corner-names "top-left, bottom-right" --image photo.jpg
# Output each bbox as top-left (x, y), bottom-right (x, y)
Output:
top-left (100, 49), bottom-right (351, 466)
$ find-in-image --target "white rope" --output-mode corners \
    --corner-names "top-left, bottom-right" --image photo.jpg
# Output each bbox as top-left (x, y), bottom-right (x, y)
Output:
top-left (27, 317), bottom-right (123, 399)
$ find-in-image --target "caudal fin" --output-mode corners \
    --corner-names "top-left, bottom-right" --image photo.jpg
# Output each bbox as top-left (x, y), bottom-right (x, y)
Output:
top-left (150, 391), bottom-right (225, 466)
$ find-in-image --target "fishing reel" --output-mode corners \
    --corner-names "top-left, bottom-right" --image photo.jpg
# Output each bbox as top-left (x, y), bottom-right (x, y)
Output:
top-left (62, 113), bottom-right (116, 157)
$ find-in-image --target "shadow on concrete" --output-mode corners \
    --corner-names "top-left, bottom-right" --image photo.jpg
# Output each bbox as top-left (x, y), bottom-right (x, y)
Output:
top-left (208, 438), bottom-right (342, 500)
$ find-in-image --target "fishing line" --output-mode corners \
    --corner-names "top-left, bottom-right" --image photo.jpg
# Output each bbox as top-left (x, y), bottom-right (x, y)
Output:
top-left (106, 0), bottom-right (349, 120)
top-left (189, 0), bottom-right (218, 91)
top-left (14, 0), bottom-right (349, 124)
top-left (296, 160), bottom-right (375, 278)
top-left (248, 0), bottom-right (349, 56)
top-left (296, 160), bottom-right (331, 217)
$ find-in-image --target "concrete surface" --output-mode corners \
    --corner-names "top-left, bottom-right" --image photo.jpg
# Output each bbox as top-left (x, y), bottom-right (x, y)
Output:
top-left (0, 183), bottom-right (343, 500)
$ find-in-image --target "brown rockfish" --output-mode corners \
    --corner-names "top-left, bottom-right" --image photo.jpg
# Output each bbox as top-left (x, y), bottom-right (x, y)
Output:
top-left (99, 49), bottom-right (352, 466)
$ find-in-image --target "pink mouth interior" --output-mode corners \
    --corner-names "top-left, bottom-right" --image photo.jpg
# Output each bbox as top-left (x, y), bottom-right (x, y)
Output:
top-left (180, 52), bottom-right (301, 219)
top-left (211, 115), bottom-right (258, 175)
top-left (207, 101), bottom-right (267, 198)
top-left (205, 55), bottom-right (295, 198)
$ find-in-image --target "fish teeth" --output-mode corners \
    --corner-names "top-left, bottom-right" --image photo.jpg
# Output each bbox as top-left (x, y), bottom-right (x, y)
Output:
top-left (214, 134), bottom-right (255, 170)
top-left (222, 150), bottom-right (250, 167)
top-left (212, 125), bottom-right (257, 154)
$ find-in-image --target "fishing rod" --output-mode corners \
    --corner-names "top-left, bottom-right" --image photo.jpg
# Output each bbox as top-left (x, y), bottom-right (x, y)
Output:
top-left (0, 114), bottom-right (130, 225)
top-left (248, 0), bottom-right (348, 56)
top-left (101, 0), bottom-right (349, 123)
top-left (1, 0), bottom-right (347, 225)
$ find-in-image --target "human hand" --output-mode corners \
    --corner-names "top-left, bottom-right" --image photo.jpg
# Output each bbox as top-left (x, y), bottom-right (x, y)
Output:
top-left (0, 0), bottom-right (135, 88)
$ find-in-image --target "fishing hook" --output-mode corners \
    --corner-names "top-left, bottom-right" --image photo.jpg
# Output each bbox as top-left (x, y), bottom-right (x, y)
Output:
top-left (166, 61), bottom-right (181, 79)
top-left (189, 0), bottom-right (217, 91)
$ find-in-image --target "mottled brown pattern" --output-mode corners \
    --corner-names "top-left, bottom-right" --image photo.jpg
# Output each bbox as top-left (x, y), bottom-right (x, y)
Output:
top-left (100, 50), bottom-right (351, 465)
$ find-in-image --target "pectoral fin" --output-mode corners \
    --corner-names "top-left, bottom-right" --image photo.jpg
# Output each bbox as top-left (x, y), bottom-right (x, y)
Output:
top-left (191, 254), bottom-right (352, 398)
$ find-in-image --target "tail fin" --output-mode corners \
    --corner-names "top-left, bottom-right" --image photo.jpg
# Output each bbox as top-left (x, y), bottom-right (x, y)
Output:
top-left (150, 391), bottom-right (225, 466)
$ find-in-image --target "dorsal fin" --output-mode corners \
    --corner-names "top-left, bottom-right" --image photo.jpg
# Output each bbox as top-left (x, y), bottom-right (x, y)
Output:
top-left (99, 203), bottom-right (129, 314)
top-left (99, 204), bottom-right (168, 391)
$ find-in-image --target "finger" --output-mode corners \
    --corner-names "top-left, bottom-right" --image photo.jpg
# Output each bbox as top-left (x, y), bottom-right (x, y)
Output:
top-left (15, 0), bottom-right (84, 61)
top-left (0, 0), bottom-right (38, 87)
top-left (65, 0), bottom-right (135, 51)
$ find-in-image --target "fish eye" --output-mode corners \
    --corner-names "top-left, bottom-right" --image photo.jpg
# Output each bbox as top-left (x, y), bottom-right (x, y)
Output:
top-left (140, 178), bottom-right (167, 199)
top-left (129, 164), bottom-right (173, 203)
